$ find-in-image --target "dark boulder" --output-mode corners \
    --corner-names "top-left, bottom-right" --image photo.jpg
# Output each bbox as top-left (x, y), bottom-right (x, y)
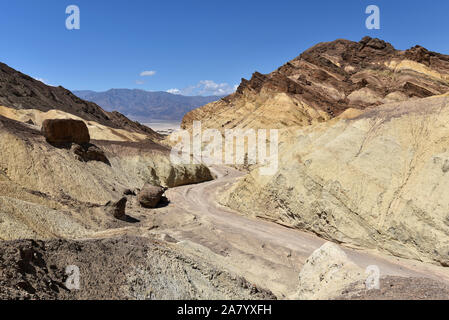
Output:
top-left (138, 184), bottom-right (166, 208)
top-left (41, 119), bottom-right (90, 145)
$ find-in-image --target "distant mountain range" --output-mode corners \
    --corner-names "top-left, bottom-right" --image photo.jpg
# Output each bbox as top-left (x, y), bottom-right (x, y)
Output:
top-left (74, 89), bottom-right (223, 122)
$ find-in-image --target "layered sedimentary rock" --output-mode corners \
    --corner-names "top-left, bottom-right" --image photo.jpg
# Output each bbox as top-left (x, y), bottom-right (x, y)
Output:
top-left (221, 94), bottom-right (449, 265)
top-left (180, 37), bottom-right (449, 266)
top-left (182, 37), bottom-right (449, 131)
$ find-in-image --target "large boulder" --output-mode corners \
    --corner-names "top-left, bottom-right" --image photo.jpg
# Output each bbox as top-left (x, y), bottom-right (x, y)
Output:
top-left (293, 242), bottom-right (365, 300)
top-left (138, 184), bottom-right (166, 208)
top-left (41, 119), bottom-right (90, 145)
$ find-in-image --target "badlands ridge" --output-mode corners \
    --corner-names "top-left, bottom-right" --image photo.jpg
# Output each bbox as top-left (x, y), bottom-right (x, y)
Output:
top-left (1, 37), bottom-right (449, 299)
top-left (183, 37), bottom-right (449, 266)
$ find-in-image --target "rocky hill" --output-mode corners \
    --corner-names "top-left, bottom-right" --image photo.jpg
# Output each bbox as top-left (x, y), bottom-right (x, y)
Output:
top-left (180, 37), bottom-right (449, 266)
top-left (0, 62), bottom-right (292, 300)
top-left (0, 63), bottom-right (161, 140)
top-left (0, 63), bottom-right (215, 240)
top-left (221, 94), bottom-right (449, 266)
top-left (182, 37), bottom-right (449, 130)
top-left (74, 89), bottom-right (222, 122)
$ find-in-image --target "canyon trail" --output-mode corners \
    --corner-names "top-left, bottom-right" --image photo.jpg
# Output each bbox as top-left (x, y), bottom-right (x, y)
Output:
top-left (145, 165), bottom-right (449, 298)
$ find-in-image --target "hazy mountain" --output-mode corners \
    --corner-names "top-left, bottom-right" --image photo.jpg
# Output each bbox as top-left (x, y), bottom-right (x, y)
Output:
top-left (74, 89), bottom-right (223, 122)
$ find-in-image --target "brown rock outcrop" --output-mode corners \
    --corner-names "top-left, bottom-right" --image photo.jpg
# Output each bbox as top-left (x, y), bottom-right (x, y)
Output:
top-left (41, 119), bottom-right (90, 145)
top-left (182, 37), bottom-right (449, 131)
top-left (138, 184), bottom-right (166, 208)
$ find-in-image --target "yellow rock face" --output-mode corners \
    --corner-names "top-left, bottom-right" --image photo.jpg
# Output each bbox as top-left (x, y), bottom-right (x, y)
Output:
top-left (386, 59), bottom-right (449, 82)
top-left (180, 39), bottom-right (449, 266)
top-left (293, 242), bottom-right (365, 300)
top-left (221, 95), bottom-right (449, 266)
top-left (182, 90), bottom-right (330, 132)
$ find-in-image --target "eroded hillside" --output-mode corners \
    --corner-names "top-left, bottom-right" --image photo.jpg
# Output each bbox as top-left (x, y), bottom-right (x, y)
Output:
top-left (220, 94), bottom-right (449, 265)
top-left (180, 37), bottom-right (449, 266)
top-left (0, 62), bottom-right (214, 241)
top-left (182, 37), bottom-right (449, 131)
top-left (0, 62), bottom-right (161, 141)
top-left (0, 63), bottom-right (276, 300)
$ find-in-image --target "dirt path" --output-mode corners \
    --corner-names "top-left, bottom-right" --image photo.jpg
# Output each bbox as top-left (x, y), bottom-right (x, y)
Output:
top-left (162, 165), bottom-right (449, 298)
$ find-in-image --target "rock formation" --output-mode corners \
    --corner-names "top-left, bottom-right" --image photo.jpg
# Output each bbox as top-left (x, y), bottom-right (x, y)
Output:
top-left (138, 184), bottom-right (166, 208)
top-left (182, 37), bottom-right (449, 131)
top-left (221, 94), bottom-right (449, 265)
top-left (0, 63), bottom-right (214, 241)
top-left (294, 242), bottom-right (365, 300)
top-left (176, 38), bottom-right (449, 266)
top-left (123, 189), bottom-right (136, 196)
top-left (41, 118), bottom-right (110, 165)
top-left (41, 119), bottom-right (90, 145)
top-left (3, 38), bottom-right (449, 299)
top-left (0, 105), bottom-right (152, 143)
top-left (71, 143), bottom-right (110, 165)
top-left (0, 62), bottom-right (161, 141)
top-left (294, 242), bottom-right (449, 300)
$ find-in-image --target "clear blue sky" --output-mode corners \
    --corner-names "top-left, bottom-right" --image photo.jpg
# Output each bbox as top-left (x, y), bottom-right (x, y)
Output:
top-left (1, 0), bottom-right (448, 95)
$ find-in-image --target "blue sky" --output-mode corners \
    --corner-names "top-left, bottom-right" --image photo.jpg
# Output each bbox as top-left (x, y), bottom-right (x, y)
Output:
top-left (1, 0), bottom-right (449, 95)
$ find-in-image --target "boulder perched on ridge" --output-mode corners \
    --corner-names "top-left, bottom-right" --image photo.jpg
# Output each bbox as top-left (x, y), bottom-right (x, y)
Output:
top-left (41, 119), bottom-right (90, 145)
